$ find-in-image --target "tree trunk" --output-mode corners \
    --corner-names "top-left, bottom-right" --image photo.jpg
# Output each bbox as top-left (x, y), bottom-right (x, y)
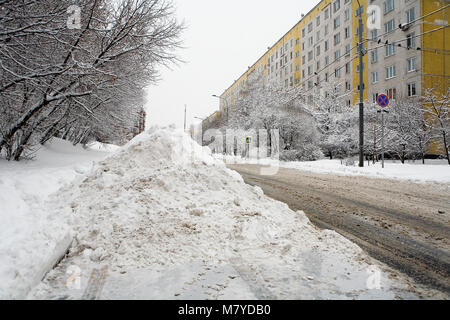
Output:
top-left (442, 129), bottom-right (450, 165)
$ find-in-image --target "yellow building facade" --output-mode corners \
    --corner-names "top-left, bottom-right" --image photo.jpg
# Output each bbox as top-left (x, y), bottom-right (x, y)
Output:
top-left (219, 0), bottom-right (448, 121)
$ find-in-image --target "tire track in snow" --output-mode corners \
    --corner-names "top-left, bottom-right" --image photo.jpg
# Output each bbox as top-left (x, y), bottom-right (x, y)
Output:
top-left (229, 164), bottom-right (450, 295)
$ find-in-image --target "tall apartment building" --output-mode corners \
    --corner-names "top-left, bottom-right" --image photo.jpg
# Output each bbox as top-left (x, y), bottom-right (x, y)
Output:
top-left (218, 0), bottom-right (449, 120)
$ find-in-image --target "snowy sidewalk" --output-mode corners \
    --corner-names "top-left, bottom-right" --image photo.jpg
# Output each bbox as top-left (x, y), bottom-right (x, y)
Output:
top-left (0, 140), bottom-right (114, 299)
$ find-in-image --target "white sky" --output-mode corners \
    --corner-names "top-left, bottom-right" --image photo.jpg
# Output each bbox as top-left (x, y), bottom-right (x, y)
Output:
top-left (144, 0), bottom-right (317, 129)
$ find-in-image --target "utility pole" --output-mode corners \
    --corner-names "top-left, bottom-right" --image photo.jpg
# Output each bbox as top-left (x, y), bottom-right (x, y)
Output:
top-left (357, 0), bottom-right (365, 167)
top-left (184, 104), bottom-right (187, 132)
top-left (377, 110), bottom-right (389, 169)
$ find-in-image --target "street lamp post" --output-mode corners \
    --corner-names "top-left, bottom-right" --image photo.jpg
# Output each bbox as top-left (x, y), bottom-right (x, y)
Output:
top-left (357, 0), bottom-right (365, 168)
top-left (212, 94), bottom-right (229, 154)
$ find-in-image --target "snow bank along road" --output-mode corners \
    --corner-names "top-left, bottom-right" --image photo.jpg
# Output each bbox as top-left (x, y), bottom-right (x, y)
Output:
top-left (25, 128), bottom-right (445, 299)
top-left (228, 164), bottom-right (450, 295)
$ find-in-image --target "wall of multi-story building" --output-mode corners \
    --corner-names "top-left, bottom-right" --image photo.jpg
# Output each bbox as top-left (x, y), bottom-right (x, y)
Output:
top-left (219, 0), bottom-right (448, 113)
top-left (422, 0), bottom-right (449, 94)
top-left (367, 0), bottom-right (423, 104)
top-left (220, 0), bottom-right (371, 112)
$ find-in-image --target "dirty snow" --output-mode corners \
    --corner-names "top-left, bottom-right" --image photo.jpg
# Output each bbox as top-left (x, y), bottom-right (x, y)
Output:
top-left (0, 140), bottom-right (112, 299)
top-left (26, 127), bottom-right (435, 300)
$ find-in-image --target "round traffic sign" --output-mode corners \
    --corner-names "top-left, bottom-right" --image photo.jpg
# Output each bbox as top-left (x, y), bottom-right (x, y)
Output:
top-left (377, 94), bottom-right (390, 108)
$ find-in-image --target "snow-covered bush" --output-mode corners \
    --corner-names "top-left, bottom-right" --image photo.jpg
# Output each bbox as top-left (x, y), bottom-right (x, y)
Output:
top-left (280, 145), bottom-right (324, 162)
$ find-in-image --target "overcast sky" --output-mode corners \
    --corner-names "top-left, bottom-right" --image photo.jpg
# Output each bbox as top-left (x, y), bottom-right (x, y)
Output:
top-left (144, 0), bottom-right (317, 129)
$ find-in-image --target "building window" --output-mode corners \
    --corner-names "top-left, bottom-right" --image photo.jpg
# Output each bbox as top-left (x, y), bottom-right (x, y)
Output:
top-left (387, 88), bottom-right (397, 100)
top-left (371, 49), bottom-right (378, 63)
top-left (356, 63), bottom-right (363, 73)
top-left (345, 8), bottom-right (350, 21)
top-left (385, 43), bottom-right (396, 56)
top-left (316, 45), bottom-right (321, 56)
top-left (406, 7), bottom-right (415, 24)
top-left (308, 51), bottom-right (313, 61)
top-left (335, 68), bottom-right (341, 78)
top-left (333, 0), bottom-right (341, 13)
top-left (325, 8), bottom-right (330, 20)
top-left (316, 16), bottom-right (321, 26)
top-left (407, 57), bottom-right (416, 72)
top-left (325, 56), bottom-right (329, 65)
top-left (371, 71), bottom-right (379, 83)
top-left (386, 65), bottom-right (396, 79)
top-left (407, 32), bottom-right (416, 48)
top-left (345, 44), bottom-right (350, 55)
top-left (308, 22), bottom-right (313, 33)
top-left (345, 81), bottom-right (351, 91)
top-left (385, 19), bottom-right (395, 33)
top-left (384, 0), bottom-right (395, 14)
top-left (325, 24), bottom-right (329, 35)
top-left (345, 26), bottom-right (350, 38)
top-left (373, 93), bottom-right (379, 103)
top-left (334, 49), bottom-right (341, 61)
top-left (346, 62), bottom-right (351, 74)
top-left (334, 32), bottom-right (341, 45)
top-left (325, 40), bottom-right (329, 51)
top-left (334, 16), bottom-right (341, 29)
top-left (408, 83), bottom-right (417, 96)
top-left (371, 29), bottom-right (378, 41)
top-left (317, 30), bottom-right (321, 41)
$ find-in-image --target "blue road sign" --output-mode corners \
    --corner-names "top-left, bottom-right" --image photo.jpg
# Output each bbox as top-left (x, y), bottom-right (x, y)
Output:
top-left (377, 94), bottom-right (390, 108)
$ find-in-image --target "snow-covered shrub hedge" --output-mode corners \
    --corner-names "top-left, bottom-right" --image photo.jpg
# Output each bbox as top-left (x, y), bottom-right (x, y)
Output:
top-left (280, 145), bottom-right (324, 162)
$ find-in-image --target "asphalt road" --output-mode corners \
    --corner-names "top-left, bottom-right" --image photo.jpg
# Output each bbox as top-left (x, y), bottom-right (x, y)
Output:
top-left (228, 164), bottom-right (450, 294)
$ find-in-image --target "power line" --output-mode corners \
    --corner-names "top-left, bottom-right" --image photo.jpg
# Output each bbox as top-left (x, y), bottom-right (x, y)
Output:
top-left (365, 24), bottom-right (450, 54)
top-left (365, 4), bottom-right (450, 44)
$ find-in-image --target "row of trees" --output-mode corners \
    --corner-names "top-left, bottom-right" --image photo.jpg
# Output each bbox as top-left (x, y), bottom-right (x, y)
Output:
top-left (0, 0), bottom-right (183, 160)
top-left (221, 70), bottom-right (449, 164)
top-left (364, 89), bottom-right (449, 165)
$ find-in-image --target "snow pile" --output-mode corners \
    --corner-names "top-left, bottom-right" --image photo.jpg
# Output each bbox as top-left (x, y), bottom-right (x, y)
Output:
top-left (28, 127), bottom-right (430, 300)
top-left (220, 156), bottom-right (450, 184)
top-left (0, 139), bottom-right (112, 299)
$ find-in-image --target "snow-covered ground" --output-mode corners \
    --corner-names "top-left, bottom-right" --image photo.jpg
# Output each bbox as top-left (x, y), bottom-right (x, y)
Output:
top-left (17, 127), bottom-right (440, 300)
top-left (0, 140), bottom-right (115, 299)
top-left (219, 156), bottom-right (450, 184)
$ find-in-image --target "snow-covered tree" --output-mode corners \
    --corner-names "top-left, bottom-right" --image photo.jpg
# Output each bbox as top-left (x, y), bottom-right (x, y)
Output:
top-left (0, 0), bottom-right (183, 160)
top-left (386, 98), bottom-right (432, 164)
top-left (229, 70), bottom-right (323, 161)
top-left (303, 79), bottom-right (359, 160)
top-left (422, 88), bottom-right (450, 165)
